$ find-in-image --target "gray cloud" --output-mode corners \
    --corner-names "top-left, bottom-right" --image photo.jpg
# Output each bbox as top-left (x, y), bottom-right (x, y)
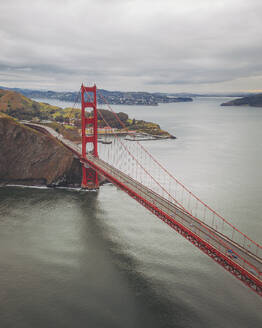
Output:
top-left (0, 0), bottom-right (262, 92)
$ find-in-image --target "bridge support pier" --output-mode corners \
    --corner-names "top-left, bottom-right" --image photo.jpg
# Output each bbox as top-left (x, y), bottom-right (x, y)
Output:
top-left (81, 163), bottom-right (99, 190)
top-left (81, 84), bottom-right (99, 190)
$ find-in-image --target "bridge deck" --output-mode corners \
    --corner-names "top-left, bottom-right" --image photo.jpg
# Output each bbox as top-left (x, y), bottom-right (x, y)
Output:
top-left (26, 123), bottom-right (262, 294)
top-left (88, 154), bottom-right (262, 275)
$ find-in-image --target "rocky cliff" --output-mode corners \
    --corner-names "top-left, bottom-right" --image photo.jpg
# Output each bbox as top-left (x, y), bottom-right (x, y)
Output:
top-left (0, 113), bottom-right (82, 187)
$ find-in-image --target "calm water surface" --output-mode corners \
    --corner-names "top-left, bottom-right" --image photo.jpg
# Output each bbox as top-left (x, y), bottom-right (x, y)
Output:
top-left (0, 98), bottom-right (261, 327)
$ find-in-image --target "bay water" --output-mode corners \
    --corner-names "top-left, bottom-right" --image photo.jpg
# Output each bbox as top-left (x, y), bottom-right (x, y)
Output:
top-left (0, 97), bottom-right (261, 327)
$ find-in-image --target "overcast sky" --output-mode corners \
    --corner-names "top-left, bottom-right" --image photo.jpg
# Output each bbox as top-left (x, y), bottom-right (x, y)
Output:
top-left (0, 0), bottom-right (262, 93)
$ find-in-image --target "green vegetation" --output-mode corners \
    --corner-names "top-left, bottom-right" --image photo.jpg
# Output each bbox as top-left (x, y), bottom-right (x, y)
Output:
top-left (45, 106), bottom-right (81, 123)
top-left (0, 112), bottom-right (44, 136)
top-left (0, 112), bottom-right (15, 120)
top-left (0, 88), bottom-right (174, 139)
top-left (126, 119), bottom-right (171, 136)
top-left (0, 89), bottom-right (81, 122)
top-left (41, 121), bottom-right (81, 142)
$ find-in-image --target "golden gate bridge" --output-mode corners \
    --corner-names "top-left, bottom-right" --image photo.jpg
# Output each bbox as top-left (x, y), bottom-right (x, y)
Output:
top-left (28, 84), bottom-right (262, 297)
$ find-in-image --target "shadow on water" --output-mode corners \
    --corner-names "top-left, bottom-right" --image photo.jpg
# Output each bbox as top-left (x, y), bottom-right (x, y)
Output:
top-left (1, 187), bottom-right (261, 328)
top-left (1, 187), bottom-right (196, 328)
top-left (78, 190), bottom-right (204, 328)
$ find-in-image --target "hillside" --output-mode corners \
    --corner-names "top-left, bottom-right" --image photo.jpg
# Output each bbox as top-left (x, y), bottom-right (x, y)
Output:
top-left (0, 88), bottom-right (174, 138)
top-left (0, 89), bottom-right (61, 120)
top-left (0, 112), bottom-right (82, 187)
top-left (221, 94), bottom-right (262, 107)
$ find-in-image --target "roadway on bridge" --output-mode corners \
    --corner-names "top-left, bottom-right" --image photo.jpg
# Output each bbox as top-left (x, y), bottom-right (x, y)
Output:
top-left (26, 122), bottom-right (262, 283)
top-left (88, 154), bottom-right (262, 277)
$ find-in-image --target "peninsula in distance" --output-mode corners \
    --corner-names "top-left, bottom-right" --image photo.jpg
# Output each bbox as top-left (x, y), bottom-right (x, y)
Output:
top-left (221, 93), bottom-right (262, 107)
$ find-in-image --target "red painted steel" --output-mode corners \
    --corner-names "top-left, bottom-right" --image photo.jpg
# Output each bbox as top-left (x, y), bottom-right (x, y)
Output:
top-left (80, 155), bottom-right (262, 297)
top-left (81, 84), bottom-right (99, 189)
top-left (96, 101), bottom-right (261, 272)
top-left (98, 91), bottom-right (262, 259)
top-left (30, 119), bottom-right (262, 297)
top-left (35, 84), bottom-right (261, 297)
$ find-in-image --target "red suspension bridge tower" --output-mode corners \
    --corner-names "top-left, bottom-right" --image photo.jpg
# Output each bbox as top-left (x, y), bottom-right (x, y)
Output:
top-left (81, 84), bottom-right (99, 189)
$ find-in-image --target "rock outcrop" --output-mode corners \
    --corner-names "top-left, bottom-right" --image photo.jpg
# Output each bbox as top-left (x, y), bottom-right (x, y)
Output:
top-left (0, 113), bottom-right (82, 187)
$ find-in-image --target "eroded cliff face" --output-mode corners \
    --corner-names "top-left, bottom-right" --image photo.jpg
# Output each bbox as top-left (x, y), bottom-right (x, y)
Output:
top-left (0, 113), bottom-right (82, 186)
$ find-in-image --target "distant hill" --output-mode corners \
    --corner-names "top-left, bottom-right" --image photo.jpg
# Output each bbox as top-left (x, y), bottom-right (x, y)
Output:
top-left (221, 94), bottom-right (262, 107)
top-left (0, 86), bottom-right (193, 106)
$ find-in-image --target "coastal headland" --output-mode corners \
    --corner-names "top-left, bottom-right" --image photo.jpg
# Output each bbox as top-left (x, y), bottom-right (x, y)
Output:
top-left (0, 112), bottom-right (82, 187)
top-left (221, 94), bottom-right (262, 107)
top-left (0, 88), bottom-right (176, 187)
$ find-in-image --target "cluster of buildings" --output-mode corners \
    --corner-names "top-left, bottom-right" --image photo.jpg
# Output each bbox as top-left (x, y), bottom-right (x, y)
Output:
top-left (86, 127), bottom-right (118, 135)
